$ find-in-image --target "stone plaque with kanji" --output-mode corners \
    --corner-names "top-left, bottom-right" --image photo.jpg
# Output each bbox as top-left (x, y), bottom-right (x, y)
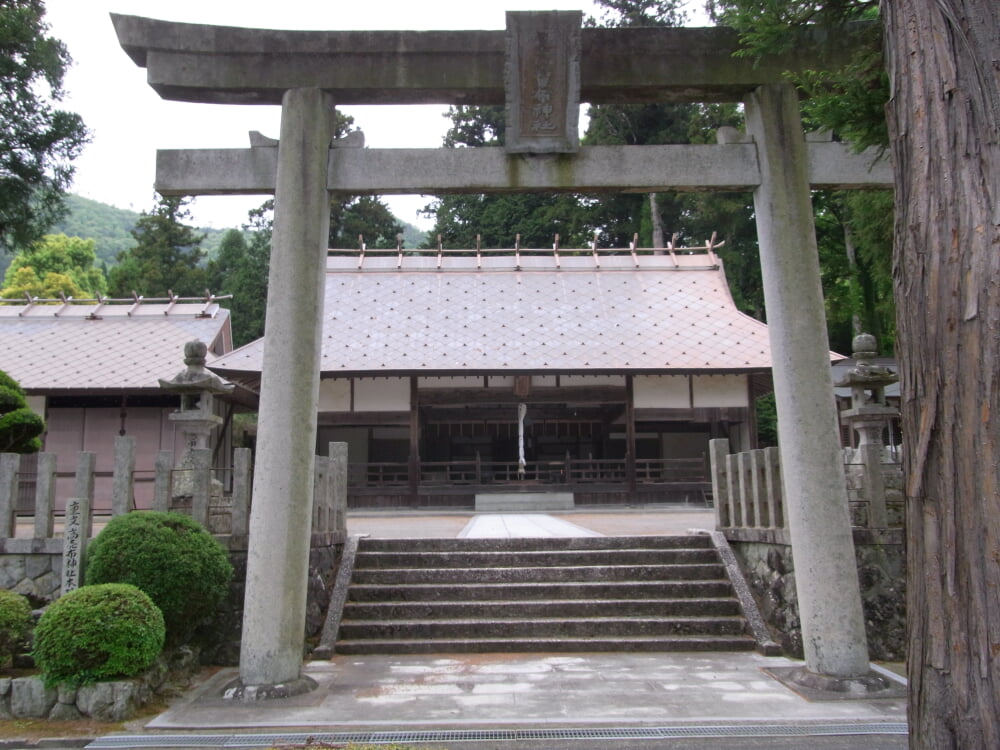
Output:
top-left (505, 11), bottom-right (581, 154)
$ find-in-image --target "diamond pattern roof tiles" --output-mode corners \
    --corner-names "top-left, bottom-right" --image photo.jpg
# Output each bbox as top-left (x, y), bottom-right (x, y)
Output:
top-left (212, 259), bottom-right (775, 378)
top-left (0, 303), bottom-right (230, 391)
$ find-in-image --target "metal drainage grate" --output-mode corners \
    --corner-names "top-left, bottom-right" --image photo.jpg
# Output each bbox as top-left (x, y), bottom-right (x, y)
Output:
top-left (87, 723), bottom-right (908, 748)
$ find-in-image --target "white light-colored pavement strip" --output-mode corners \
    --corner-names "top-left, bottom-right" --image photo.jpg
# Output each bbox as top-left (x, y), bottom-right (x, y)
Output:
top-left (459, 513), bottom-right (604, 538)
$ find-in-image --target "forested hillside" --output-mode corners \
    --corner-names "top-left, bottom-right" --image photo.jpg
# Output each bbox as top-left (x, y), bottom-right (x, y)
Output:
top-left (42, 194), bottom-right (427, 272)
top-left (47, 195), bottom-right (233, 270)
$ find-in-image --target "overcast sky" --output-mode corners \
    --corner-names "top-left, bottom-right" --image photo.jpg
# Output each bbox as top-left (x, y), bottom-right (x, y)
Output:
top-left (43, 1), bottom-right (703, 231)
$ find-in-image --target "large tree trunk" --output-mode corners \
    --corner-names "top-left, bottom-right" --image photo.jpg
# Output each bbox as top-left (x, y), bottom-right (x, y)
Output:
top-left (882, 1), bottom-right (1000, 747)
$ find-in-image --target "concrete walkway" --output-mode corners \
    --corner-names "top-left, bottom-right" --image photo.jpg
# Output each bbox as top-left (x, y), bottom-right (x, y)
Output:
top-left (97, 508), bottom-right (907, 749)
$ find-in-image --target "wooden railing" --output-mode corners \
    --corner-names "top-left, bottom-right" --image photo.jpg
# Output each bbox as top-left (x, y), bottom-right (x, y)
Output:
top-left (349, 456), bottom-right (707, 488)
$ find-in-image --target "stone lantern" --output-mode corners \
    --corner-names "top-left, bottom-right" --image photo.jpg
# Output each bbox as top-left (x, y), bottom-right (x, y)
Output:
top-left (835, 333), bottom-right (898, 448)
top-left (159, 340), bottom-right (234, 514)
top-left (834, 333), bottom-right (898, 527)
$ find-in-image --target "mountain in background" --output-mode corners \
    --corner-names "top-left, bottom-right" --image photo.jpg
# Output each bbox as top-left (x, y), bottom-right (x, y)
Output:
top-left (45, 194), bottom-right (429, 268)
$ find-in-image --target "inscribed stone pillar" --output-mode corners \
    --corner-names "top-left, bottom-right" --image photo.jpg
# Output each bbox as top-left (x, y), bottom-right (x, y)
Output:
top-left (237, 87), bottom-right (334, 694)
top-left (744, 83), bottom-right (869, 678)
top-left (61, 498), bottom-right (85, 593)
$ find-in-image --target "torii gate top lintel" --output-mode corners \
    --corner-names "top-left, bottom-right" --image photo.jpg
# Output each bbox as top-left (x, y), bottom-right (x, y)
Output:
top-left (111, 12), bottom-right (867, 107)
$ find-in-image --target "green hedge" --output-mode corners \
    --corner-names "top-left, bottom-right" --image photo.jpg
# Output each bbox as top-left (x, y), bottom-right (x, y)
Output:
top-left (85, 511), bottom-right (234, 646)
top-left (0, 369), bottom-right (44, 453)
top-left (33, 584), bottom-right (164, 687)
top-left (0, 589), bottom-right (32, 666)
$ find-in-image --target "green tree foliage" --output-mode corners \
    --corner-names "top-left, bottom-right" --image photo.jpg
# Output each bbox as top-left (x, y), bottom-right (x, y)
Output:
top-left (422, 106), bottom-right (590, 249)
top-left (707, 0), bottom-right (895, 351)
top-left (324, 110), bottom-right (403, 249)
top-left (85, 511), bottom-right (233, 647)
top-left (32, 583), bottom-right (164, 687)
top-left (0, 369), bottom-right (44, 453)
top-left (708, 0), bottom-right (886, 149)
top-left (0, 233), bottom-right (106, 299)
top-left (47, 194), bottom-right (141, 267)
top-left (331, 196), bottom-right (402, 250)
top-left (813, 190), bottom-right (895, 353)
top-left (106, 196), bottom-right (207, 298)
top-left (207, 223), bottom-right (270, 347)
top-left (0, 0), bottom-right (88, 255)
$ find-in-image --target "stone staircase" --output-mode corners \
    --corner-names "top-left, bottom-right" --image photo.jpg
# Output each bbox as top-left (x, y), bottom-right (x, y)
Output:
top-left (333, 535), bottom-right (763, 654)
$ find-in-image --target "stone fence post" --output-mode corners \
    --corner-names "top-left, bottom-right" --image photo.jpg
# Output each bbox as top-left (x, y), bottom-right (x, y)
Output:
top-left (73, 452), bottom-right (96, 542)
top-left (0, 453), bottom-right (19, 539)
top-left (153, 450), bottom-right (173, 512)
top-left (112, 435), bottom-right (136, 516)
top-left (710, 441), bottom-right (787, 532)
top-left (231, 448), bottom-right (252, 537)
top-left (313, 454), bottom-right (331, 534)
top-left (725, 454), bottom-right (741, 526)
top-left (190, 448), bottom-right (212, 527)
top-left (763, 446), bottom-right (783, 528)
top-left (709, 439), bottom-right (731, 529)
top-left (34, 453), bottom-right (57, 539)
top-left (330, 442), bottom-right (347, 536)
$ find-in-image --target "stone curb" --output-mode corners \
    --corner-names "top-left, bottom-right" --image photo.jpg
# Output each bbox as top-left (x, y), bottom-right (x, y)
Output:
top-left (0, 738), bottom-right (94, 749)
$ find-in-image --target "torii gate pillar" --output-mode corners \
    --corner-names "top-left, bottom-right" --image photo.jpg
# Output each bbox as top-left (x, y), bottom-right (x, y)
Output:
top-left (226, 88), bottom-right (334, 698)
top-left (745, 83), bottom-right (870, 678)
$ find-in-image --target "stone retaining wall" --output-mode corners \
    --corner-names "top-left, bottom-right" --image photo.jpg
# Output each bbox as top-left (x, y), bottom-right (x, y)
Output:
top-left (196, 534), bottom-right (343, 666)
top-left (732, 533), bottom-right (905, 661)
top-left (0, 540), bottom-right (63, 606)
top-left (0, 647), bottom-right (200, 722)
top-left (1, 535), bottom-right (343, 667)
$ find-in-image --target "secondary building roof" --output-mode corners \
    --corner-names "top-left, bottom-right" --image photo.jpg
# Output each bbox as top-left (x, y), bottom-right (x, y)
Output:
top-left (211, 247), bottom-right (776, 381)
top-left (0, 295), bottom-right (233, 395)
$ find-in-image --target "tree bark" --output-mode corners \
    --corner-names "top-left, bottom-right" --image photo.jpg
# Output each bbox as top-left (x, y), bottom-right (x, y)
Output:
top-left (882, 1), bottom-right (1000, 747)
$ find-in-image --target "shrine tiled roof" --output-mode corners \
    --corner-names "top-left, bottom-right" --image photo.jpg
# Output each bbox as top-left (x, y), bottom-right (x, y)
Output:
top-left (0, 295), bottom-right (232, 393)
top-left (211, 247), bottom-right (777, 379)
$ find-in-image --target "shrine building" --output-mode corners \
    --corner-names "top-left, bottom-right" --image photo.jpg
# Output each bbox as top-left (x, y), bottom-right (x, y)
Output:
top-left (211, 239), bottom-right (781, 509)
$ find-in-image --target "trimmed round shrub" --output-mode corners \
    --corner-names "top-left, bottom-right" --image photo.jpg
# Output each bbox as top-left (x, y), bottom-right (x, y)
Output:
top-left (85, 511), bottom-right (233, 646)
top-left (0, 589), bottom-right (32, 666)
top-left (33, 583), bottom-right (164, 687)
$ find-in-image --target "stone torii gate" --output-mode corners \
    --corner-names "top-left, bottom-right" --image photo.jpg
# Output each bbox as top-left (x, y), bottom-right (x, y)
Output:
top-left (113, 11), bottom-right (892, 698)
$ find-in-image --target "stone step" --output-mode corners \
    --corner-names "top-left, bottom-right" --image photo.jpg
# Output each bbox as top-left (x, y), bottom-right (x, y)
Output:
top-left (334, 634), bottom-right (759, 655)
top-left (346, 579), bottom-right (736, 602)
top-left (332, 533), bottom-right (759, 656)
top-left (357, 534), bottom-right (713, 553)
top-left (339, 615), bottom-right (749, 640)
top-left (354, 547), bottom-right (720, 569)
top-left (351, 563), bottom-right (726, 585)
top-left (342, 597), bottom-right (742, 620)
